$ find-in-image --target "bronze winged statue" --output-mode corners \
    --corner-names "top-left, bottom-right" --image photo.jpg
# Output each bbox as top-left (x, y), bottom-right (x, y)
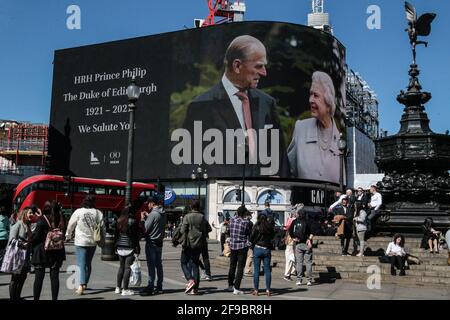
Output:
top-left (404, 1), bottom-right (436, 64)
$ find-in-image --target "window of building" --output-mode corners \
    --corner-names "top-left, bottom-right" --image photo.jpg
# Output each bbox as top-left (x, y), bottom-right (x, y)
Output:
top-left (257, 190), bottom-right (284, 205)
top-left (223, 189), bottom-right (251, 203)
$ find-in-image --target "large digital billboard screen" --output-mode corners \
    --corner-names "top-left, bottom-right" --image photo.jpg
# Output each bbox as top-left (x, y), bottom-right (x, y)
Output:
top-left (49, 21), bottom-right (346, 183)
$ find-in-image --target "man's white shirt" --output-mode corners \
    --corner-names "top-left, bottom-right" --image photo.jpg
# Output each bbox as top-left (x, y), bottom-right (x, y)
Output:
top-left (222, 74), bottom-right (246, 130)
top-left (370, 192), bottom-right (382, 210)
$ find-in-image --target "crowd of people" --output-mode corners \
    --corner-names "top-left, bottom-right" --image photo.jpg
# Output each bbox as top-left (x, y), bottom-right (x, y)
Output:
top-left (0, 186), bottom-right (449, 300)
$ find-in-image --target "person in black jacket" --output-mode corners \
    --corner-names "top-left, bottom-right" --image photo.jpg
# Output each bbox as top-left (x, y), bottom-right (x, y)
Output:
top-left (333, 197), bottom-right (354, 256)
top-left (420, 217), bottom-right (441, 254)
top-left (355, 187), bottom-right (369, 210)
top-left (115, 206), bottom-right (141, 296)
top-left (30, 201), bottom-right (66, 300)
top-left (249, 213), bottom-right (275, 296)
top-left (288, 208), bottom-right (314, 286)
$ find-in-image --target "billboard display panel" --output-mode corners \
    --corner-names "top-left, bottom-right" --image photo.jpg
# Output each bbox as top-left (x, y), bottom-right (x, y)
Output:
top-left (49, 21), bottom-right (346, 183)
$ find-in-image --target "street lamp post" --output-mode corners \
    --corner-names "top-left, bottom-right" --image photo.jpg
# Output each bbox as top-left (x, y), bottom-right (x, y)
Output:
top-left (338, 133), bottom-right (347, 193)
top-left (241, 144), bottom-right (249, 207)
top-left (191, 166), bottom-right (208, 211)
top-left (124, 76), bottom-right (141, 206)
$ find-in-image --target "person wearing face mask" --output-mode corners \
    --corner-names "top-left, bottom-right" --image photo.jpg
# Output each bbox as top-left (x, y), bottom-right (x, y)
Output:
top-left (287, 71), bottom-right (341, 184)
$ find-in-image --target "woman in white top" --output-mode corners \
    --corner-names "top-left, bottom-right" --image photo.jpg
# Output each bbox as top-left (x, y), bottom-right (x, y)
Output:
top-left (283, 210), bottom-right (298, 281)
top-left (385, 234), bottom-right (406, 276)
top-left (66, 195), bottom-right (105, 295)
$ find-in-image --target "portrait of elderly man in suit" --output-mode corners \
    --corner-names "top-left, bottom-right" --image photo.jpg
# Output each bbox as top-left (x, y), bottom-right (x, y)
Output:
top-left (181, 35), bottom-right (288, 177)
top-left (287, 71), bottom-right (341, 184)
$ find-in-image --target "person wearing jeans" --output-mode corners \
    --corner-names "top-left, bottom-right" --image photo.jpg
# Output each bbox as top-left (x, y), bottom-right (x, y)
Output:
top-left (145, 241), bottom-right (163, 291)
top-left (227, 206), bottom-right (252, 295)
top-left (66, 195), bottom-right (105, 295)
top-left (180, 200), bottom-right (212, 295)
top-left (75, 246), bottom-right (96, 287)
top-left (140, 195), bottom-right (167, 296)
top-left (252, 246), bottom-right (271, 294)
top-left (249, 213), bottom-right (275, 296)
top-left (180, 247), bottom-right (202, 292)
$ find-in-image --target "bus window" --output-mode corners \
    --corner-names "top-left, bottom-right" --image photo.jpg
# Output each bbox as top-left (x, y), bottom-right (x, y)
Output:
top-left (139, 190), bottom-right (155, 198)
top-left (95, 187), bottom-right (106, 195)
top-left (108, 187), bottom-right (124, 196)
top-left (77, 185), bottom-right (91, 194)
top-left (36, 181), bottom-right (55, 191)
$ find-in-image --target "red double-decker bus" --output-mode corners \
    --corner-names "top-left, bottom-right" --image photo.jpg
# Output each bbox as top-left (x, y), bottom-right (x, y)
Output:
top-left (12, 175), bottom-right (157, 226)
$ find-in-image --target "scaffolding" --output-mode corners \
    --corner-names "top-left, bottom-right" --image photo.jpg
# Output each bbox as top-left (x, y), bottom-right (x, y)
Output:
top-left (345, 68), bottom-right (379, 140)
top-left (0, 120), bottom-right (48, 174)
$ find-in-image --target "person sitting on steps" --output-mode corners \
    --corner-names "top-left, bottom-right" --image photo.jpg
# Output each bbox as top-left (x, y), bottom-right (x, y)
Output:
top-left (386, 234), bottom-right (407, 276)
top-left (421, 217), bottom-right (441, 254)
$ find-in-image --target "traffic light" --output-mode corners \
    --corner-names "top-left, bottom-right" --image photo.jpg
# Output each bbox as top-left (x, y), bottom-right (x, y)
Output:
top-left (235, 189), bottom-right (241, 202)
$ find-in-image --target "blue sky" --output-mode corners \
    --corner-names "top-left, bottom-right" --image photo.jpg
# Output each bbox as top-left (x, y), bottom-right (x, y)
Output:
top-left (1, 0), bottom-right (449, 135)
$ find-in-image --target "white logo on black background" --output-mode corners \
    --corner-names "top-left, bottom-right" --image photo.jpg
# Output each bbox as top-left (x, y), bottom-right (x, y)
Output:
top-left (90, 152), bottom-right (100, 165)
top-left (109, 151), bottom-right (121, 164)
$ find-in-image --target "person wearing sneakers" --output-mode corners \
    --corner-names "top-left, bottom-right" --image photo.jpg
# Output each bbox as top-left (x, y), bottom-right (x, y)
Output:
top-left (139, 194), bottom-right (167, 296)
top-left (249, 212), bottom-right (275, 296)
top-left (114, 206), bottom-right (140, 296)
top-left (288, 208), bottom-right (314, 286)
top-left (180, 200), bottom-right (212, 295)
top-left (65, 195), bottom-right (105, 295)
top-left (227, 206), bottom-right (252, 295)
top-left (283, 208), bottom-right (298, 281)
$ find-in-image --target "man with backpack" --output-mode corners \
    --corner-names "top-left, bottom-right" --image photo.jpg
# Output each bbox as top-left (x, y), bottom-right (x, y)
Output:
top-left (288, 207), bottom-right (314, 286)
top-left (139, 194), bottom-right (167, 296)
top-left (180, 200), bottom-right (212, 295)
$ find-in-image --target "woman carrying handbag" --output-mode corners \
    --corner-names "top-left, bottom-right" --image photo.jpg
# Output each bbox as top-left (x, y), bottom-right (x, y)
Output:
top-left (6, 208), bottom-right (33, 300)
top-left (66, 195), bottom-right (105, 295)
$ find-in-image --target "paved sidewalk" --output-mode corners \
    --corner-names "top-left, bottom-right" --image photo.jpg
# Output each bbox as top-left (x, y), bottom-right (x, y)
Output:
top-left (0, 241), bottom-right (449, 300)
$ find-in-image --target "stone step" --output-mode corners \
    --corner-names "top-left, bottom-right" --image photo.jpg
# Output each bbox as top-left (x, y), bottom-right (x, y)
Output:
top-left (212, 262), bottom-right (450, 287)
top-left (310, 247), bottom-right (447, 258)
top-left (276, 255), bottom-right (448, 266)
top-left (211, 258), bottom-right (450, 287)
top-left (313, 236), bottom-right (423, 242)
top-left (309, 265), bottom-right (450, 278)
top-left (313, 239), bottom-right (423, 246)
top-left (213, 255), bottom-right (449, 270)
top-left (267, 257), bottom-right (450, 271)
top-left (269, 250), bottom-right (448, 263)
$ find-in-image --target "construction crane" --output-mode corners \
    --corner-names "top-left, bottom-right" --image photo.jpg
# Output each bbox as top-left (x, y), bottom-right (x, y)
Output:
top-left (195, 0), bottom-right (246, 28)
